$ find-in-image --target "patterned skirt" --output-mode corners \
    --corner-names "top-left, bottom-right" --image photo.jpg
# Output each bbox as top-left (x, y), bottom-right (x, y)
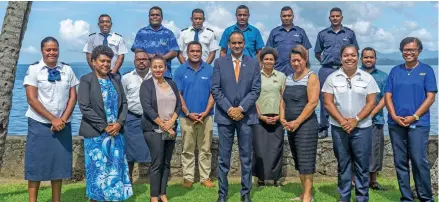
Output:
top-left (84, 133), bottom-right (133, 201)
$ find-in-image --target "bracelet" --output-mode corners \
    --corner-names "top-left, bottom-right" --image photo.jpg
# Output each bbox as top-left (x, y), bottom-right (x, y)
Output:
top-left (355, 116), bottom-right (361, 122)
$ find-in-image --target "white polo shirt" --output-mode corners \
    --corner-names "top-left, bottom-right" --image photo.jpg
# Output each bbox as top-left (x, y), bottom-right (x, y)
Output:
top-left (178, 26), bottom-right (219, 62)
top-left (83, 32), bottom-right (128, 68)
top-left (321, 68), bottom-right (380, 128)
top-left (121, 69), bottom-right (152, 115)
top-left (23, 59), bottom-right (80, 123)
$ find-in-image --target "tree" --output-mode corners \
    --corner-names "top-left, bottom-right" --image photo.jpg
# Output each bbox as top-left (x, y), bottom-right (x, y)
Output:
top-left (0, 1), bottom-right (32, 170)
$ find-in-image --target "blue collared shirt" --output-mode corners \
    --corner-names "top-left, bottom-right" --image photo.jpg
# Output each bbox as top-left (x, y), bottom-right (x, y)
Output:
top-left (174, 61), bottom-right (214, 117)
top-left (314, 26), bottom-right (359, 65)
top-left (385, 62), bottom-right (437, 126)
top-left (219, 24), bottom-right (264, 58)
top-left (361, 66), bottom-right (388, 124)
top-left (131, 25), bottom-right (179, 78)
top-left (266, 25), bottom-right (312, 76)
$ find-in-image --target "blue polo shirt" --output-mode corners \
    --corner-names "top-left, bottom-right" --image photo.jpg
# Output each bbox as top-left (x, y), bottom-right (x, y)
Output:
top-left (174, 61), bottom-right (214, 117)
top-left (219, 24), bottom-right (264, 58)
top-left (361, 66), bottom-right (388, 124)
top-left (266, 25), bottom-right (312, 76)
top-left (131, 25), bottom-right (179, 78)
top-left (314, 26), bottom-right (359, 66)
top-left (385, 62), bottom-right (437, 126)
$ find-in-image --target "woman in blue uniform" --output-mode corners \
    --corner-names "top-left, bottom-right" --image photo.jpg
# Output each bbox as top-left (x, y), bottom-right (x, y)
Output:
top-left (23, 37), bottom-right (79, 202)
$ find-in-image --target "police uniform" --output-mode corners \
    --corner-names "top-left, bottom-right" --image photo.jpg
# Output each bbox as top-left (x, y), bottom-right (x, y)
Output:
top-left (23, 59), bottom-right (80, 181)
top-left (83, 32), bottom-right (128, 68)
top-left (121, 70), bottom-right (152, 163)
top-left (178, 26), bottom-right (219, 63)
top-left (314, 26), bottom-right (359, 133)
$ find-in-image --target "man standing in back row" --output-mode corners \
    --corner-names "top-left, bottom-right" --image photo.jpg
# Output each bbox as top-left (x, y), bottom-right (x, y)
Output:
top-left (219, 5), bottom-right (264, 59)
top-left (315, 7), bottom-right (359, 138)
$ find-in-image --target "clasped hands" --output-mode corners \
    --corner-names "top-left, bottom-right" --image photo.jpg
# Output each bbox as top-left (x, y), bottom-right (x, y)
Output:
top-left (160, 119), bottom-right (176, 137)
top-left (281, 119), bottom-right (300, 132)
top-left (392, 115), bottom-right (415, 127)
top-left (260, 115), bottom-right (279, 125)
top-left (105, 122), bottom-right (122, 136)
top-left (227, 107), bottom-right (244, 121)
top-left (340, 118), bottom-right (358, 134)
top-left (50, 118), bottom-right (66, 132)
top-left (187, 112), bottom-right (208, 124)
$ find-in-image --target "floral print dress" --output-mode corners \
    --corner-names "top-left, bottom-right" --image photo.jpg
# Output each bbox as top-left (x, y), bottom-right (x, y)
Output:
top-left (84, 78), bottom-right (133, 201)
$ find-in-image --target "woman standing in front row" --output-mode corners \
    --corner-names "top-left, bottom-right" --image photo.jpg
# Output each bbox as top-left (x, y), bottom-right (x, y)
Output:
top-left (385, 37), bottom-right (436, 202)
top-left (139, 55), bottom-right (181, 202)
top-left (78, 45), bottom-right (133, 201)
top-left (280, 45), bottom-right (319, 202)
top-left (322, 45), bottom-right (379, 202)
top-left (252, 47), bottom-right (286, 187)
top-left (24, 37), bottom-right (79, 202)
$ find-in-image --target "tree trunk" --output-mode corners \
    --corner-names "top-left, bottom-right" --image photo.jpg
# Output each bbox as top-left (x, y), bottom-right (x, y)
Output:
top-left (0, 1), bottom-right (32, 171)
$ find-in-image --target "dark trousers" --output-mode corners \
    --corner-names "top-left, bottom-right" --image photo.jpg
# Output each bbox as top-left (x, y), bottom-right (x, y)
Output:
top-left (332, 125), bottom-right (372, 202)
top-left (318, 66), bottom-right (338, 130)
top-left (388, 125), bottom-right (433, 202)
top-left (144, 131), bottom-right (176, 197)
top-left (217, 122), bottom-right (253, 198)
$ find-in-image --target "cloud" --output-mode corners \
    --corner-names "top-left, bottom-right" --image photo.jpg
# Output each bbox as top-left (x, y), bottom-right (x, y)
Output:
top-left (346, 2), bottom-right (381, 21)
top-left (345, 20), bottom-right (372, 36)
top-left (253, 22), bottom-right (270, 43)
top-left (21, 46), bottom-right (39, 54)
top-left (384, 1), bottom-right (415, 8)
top-left (162, 20), bottom-right (181, 38)
top-left (204, 4), bottom-right (236, 39)
top-left (404, 21), bottom-right (418, 30)
top-left (409, 28), bottom-right (433, 41)
top-left (59, 19), bottom-right (90, 46)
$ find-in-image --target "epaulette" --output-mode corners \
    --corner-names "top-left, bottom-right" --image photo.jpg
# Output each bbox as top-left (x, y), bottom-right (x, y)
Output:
top-left (344, 26), bottom-right (353, 32)
top-left (114, 32), bottom-right (122, 36)
top-left (181, 28), bottom-right (189, 32)
top-left (61, 62), bottom-right (70, 66)
top-left (89, 32), bottom-right (96, 36)
top-left (206, 28), bottom-right (214, 32)
top-left (30, 61), bottom-right (39, 65)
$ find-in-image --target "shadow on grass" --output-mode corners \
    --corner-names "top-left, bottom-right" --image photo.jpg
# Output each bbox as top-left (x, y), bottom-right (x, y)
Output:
top-left (167, 183), bottom-right (196, 200)
top-left (317, 184), bottom-right (339, 200)
top-left (279, 182), bottom-right (302, 198)
top-left (130, 184), bottom-right (148, 201)
top-left (370, 183), bottom-right (400, 201)
top-left (59, 186), bottom-right (87, 202)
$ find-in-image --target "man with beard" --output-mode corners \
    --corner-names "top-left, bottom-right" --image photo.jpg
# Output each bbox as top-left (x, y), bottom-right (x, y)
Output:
top-left (266, 6), bottom-right (312, 76)
top-left (83, 14), bottom-right (128, 74)
top-left (314, 7), bottom-right (359, 139)
top-left (131, 6), bottom-right (179, 78)
top-left (121, 51), bottom-right (152, 183)
top-left (174, 41), bottom-right (215, 189)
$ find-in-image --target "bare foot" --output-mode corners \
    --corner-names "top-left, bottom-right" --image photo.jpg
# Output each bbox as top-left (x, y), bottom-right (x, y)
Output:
top-left (160, 195), bottom-right (168, 202)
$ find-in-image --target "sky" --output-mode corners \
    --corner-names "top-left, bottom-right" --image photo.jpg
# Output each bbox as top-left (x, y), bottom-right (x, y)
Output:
top-left (0, 1), bottom-right (437, 64)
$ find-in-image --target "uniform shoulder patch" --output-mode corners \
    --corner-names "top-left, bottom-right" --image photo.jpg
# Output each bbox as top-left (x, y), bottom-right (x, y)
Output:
top-left (181, 28), bottom-right (189, 32)
top-left (61, 62), bottom-right (70, 66)
top-left (114, 32), bottom-right (122, 36)
top-left (206, 28), bottom-right (214, 32)
top-left (89, 32), bottom-right (96, 36)
top-left (30, 61), bottom-right (39, 65)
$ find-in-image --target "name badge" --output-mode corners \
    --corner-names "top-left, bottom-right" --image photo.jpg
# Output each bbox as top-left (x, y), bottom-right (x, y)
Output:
top-left (419, 73), bottom-right (426, 76)
top-left (273, 80), bottom-right (278, 83)
top-left (201, 76), bottom-right (208, 80)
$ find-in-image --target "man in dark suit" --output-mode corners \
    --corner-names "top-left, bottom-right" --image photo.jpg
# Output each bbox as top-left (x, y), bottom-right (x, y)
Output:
top-left (211, 30), bottom-right (261, 202)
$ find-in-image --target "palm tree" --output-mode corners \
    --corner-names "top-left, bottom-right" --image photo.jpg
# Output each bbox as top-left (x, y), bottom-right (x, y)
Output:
top-left (0, 1), bottom-right (32, 170)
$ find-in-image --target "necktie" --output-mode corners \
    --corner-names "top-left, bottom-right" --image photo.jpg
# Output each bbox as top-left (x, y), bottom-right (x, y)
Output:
top-left (102, 33), bottom-right (109, 47)
top-left (234, 59), bottom-right (240, 83)
top-left (47, 68), bottom-right (61, 82)
top-left (194, 29), bottom-right (200, 41)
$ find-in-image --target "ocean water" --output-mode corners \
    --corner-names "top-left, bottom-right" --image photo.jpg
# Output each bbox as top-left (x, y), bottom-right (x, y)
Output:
top-left (7, 62), bottom-right (438, 136)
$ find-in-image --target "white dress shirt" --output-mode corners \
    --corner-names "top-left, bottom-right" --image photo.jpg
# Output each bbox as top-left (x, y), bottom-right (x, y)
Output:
top-left (178, 26), bottom-right (219, 62)
top-left (83, 32), bottom-right (128, 68)
top-left (121, 69), bottom-right (152, 115)
top-left (231, 54), bottom-right (243, 70)
top-left (23, 59), bottom-right (80, 123)
top-left (321, 68), bottom-right (380, 128)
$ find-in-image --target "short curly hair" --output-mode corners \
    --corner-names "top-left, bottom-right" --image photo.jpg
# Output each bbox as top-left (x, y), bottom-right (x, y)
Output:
top-left (259, 47), bottom-right (278, 62)
top-left (91, 45), bottom-right (114, 61)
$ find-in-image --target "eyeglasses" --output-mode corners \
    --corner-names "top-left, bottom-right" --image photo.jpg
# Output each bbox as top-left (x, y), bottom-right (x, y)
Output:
top-left (402, 49), bottom-right (419, 54)
top-left (346, 78), bottom-right (352, 89)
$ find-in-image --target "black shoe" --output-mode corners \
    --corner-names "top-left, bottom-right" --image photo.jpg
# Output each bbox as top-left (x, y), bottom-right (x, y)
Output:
top-left (318, 129), bottom-right (328, 139)
top-left (241, 194), bottom-right (252, 202)
top-left (257, 180), bottom-right (265, 187)
top-left (370, 182), bottom-right (386, 191)
top-left (217, 196), bottom-right (227, 202)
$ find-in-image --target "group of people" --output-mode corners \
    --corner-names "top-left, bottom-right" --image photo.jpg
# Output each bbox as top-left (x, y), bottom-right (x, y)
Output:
top-left (22, 4), bottom-right (436, 202)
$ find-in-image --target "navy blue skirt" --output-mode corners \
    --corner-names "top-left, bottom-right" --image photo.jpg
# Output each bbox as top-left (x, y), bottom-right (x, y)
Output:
top-left (24, 118), bottom-right (72, 181)
top-left (123, 112), bottom-right (151, 163)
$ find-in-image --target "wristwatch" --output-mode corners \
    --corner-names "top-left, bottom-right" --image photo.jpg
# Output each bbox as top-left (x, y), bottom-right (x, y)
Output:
top-left (185, 111), bottom-right (190, 117)
top-left (413, 114), bottom-right (420, 121)
top-left (355, 116), bottom-right (361, 122)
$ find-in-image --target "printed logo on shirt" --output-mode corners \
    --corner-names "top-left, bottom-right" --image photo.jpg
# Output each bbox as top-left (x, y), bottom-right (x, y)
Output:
top-left (160, 39), bottom-right (168, 46)
top-left (419, 73), bottom-right (426, 76)
top-left (273, 80), bottom-right (278, 83)
top-left (343, 37), bottom-right (350, 41)
top-left (201, 77), bottom-right (208, 79)
top-left (293, 33), bottom-right (300, 38)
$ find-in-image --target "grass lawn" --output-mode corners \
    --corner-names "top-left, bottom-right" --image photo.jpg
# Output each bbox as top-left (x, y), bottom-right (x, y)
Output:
top-left (0, 176), bottom-right (436, 202)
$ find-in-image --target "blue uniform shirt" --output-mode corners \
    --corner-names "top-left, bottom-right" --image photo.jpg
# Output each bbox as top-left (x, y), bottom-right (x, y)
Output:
top-left (266, 25), bottom-right (312, 76)
top-left (314, 26), bottom-right (359, 65)
top-left (385, 62), bottom-right (437, 126)
top-left (174, 61), bottom-right (214, 117)
top-left (361, 66), bottom-right (388, 124)
top-left (219, 24), bottom-right (264, 58)
top-left (131, 25), bottom-right (179, 78)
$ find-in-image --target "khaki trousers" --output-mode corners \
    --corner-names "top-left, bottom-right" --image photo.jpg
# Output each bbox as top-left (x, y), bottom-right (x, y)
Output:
top-left (180, 116), bottom-right (213, 182)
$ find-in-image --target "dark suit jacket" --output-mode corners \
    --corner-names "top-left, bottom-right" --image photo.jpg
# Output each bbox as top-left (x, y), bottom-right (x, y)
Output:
top-left (78, 72), bottom-right (128, 138)
top-left (211, 54), bottom-right (261, 125)
top-left (139, 77), bottom-right (181, 132)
